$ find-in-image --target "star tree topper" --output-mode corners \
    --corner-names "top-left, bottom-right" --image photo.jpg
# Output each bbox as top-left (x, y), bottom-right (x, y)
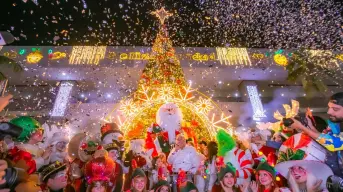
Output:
top-left (151, 7), bottom-right (173, 25)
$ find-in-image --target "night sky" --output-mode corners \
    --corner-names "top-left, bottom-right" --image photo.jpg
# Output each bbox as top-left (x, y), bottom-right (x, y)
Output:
top-left (1, 0), bottom-right (343, 49)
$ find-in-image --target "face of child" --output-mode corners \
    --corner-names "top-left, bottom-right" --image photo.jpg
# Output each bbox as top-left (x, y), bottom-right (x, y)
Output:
top-left (132, 177), bottom-right (146, 192)
top-left (258, 170), bottom-right (273, 187)
top-left (159, 186), bottom-right (169, 192)
top-left (156, 158), bottom-right (163, 167)
top-left (273, 134), bottom-right (283, 142)
top-left (290, 166), bottom-right (308, 184)
top-left (30, 129), bottom-right (44, 143)
top-left (91, 182), bottom-right (106, 192)
top-left (223, 172), bottom-right (235, 188)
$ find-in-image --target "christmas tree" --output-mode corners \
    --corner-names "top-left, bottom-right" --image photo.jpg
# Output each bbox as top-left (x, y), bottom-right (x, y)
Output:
top-left (135, 8), bottom-right (186, 101)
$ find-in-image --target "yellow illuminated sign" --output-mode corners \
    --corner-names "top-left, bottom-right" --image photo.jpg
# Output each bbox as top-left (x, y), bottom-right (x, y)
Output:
top-left (27, 51), bottom-right (43, 64)
top-left (3, 52), bottom-right (17, 59)
top-left (69, 46), bottom-right (107, 65)
top-left (274, 54), bottom-right (288, 66)
top-left (216, 48), bottom-right (251, 66)
top-left (49, 52), bottom-right (67, 60)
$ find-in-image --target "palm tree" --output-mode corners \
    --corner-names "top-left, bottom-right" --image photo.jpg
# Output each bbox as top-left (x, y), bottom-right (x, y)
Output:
top-left (0, 55), bottom-right (23, 81)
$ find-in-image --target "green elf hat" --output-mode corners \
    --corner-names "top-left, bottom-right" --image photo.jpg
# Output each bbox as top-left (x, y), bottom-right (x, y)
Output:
top-left (179, 181), bottom-right (198, 192)
top-left (153, 180), bottom-right (170, 191)
top-left (10, 116), bottom-right (42, 142)
top-left (131, 168), bottom-right (146, 180)
top-left (256, 161), bottom-right (276, 178)
top-left (218, 163), bottom-right (236, 181)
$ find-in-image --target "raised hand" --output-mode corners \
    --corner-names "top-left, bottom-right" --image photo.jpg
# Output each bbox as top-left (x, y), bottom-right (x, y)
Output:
top-left (0, 94), bottom-right (12, 112)
top-left (42, 145), bottom-right (53, 160)
top-left (250, 181), bottom-right (259, 192)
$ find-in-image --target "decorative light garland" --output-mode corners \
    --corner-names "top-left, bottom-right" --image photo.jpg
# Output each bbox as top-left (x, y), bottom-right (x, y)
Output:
top-left (246, 85), bottom-right (266, 121)
top-left (216, 47), bottom-right (251, 66)
top-left (51, 81), bottom-right (74, 117)
top-left (69, 46), bottom-right (107, 65)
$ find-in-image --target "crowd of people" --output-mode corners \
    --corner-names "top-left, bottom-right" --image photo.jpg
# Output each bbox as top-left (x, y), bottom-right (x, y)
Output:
top-left (0, 92), bottom-right (343, 192)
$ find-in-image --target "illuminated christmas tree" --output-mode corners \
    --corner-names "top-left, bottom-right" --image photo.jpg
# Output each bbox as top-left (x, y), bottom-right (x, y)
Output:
top-left (107, 8), bottom-right (232, 140)
top-left (135, 8), bottom-right (186, 101)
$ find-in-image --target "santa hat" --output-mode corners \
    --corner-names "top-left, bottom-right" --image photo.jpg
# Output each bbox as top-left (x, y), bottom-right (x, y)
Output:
top-left (10, 116), bottom-right (42, 142)
top-left (84, 156), bottom-right (116, 184)
top-left (100, 123), bottom-right (123, 140)
top-left (49, 131), bottom-right (69, 145)
top-left (39, 161), bottom-right (66, 183)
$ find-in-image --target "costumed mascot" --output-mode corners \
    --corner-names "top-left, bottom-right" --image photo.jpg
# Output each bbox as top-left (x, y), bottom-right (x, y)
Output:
top-left (123, 139), bottom-right (153, 190)
top-left (67, 133), bottom-right (96, 192)
top-left (145, 103), bottom-right (182, 157)
top-left (156, 103), bottom-right (182, 145)
top-left (9, 117), bottom-right (51, 172)
top-left (100, 123), bottom-right (127, 192)
top-left (5, 117), bottom-right (50, 191)
top-left (49, 131), bottom-right (69, 163)
top-left (216, 129), bottom-right (253, 185)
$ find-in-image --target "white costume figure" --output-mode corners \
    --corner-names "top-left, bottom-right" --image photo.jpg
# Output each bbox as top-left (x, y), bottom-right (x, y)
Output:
top-left (167, 136), bottom-right (200, 174)
top-left (49, 131), bottom-right (69, 163)
top-left (128, 139), bottom-right (153, 170)
top-left (157, 103), bottom-right (182, 144)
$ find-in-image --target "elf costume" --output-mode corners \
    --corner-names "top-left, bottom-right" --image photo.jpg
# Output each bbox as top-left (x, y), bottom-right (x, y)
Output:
top-left (216, 129), bottom-right (253, 185)
top-left (67, 133), bottom-right (95, 192)
top-left (146, 123), bottom-right (171, 156)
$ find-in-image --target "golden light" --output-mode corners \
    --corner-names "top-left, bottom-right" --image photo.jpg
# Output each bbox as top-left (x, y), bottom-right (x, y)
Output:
top-left (195, 97), bottom-right (214, 114)
top-left (27, 51), bottom-right (43, 64)
top-left (49, 51), bottom-right (67, 60)
top-left (158, 86), bottom-right (174, 101)
top-left (151, 7), bottom-right (173, 25)
top-left (69, 46), bottom-right (107, 65)
top-left (274, 54), bottom-right (288, 66)
top-left (119, 99), bottom-right (137, 116)
top-left (216, 47), bottom-right (251, 66)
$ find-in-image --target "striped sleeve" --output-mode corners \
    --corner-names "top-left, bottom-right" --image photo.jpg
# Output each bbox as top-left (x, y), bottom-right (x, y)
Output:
top-left (234, 148), bottom-right (253, 179)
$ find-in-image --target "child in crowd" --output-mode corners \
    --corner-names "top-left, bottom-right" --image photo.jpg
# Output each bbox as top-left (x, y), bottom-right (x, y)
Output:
top-left (128, 168), bottom-right (148, 192)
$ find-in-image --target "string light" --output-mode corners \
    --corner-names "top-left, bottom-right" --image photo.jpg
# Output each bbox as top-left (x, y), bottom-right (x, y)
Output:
top-left (247, 85), bottom-right (266, 121)
top-left (216, 47), bottom-right (251, 66)
top-left (51, 81), bottom-right (74, 117)
top-left (195, 97), bottom-right (214, 114)
top-left (69, 46), bottom-right (107, 65)
top-left (119, 99), bottom-right (137, 116)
